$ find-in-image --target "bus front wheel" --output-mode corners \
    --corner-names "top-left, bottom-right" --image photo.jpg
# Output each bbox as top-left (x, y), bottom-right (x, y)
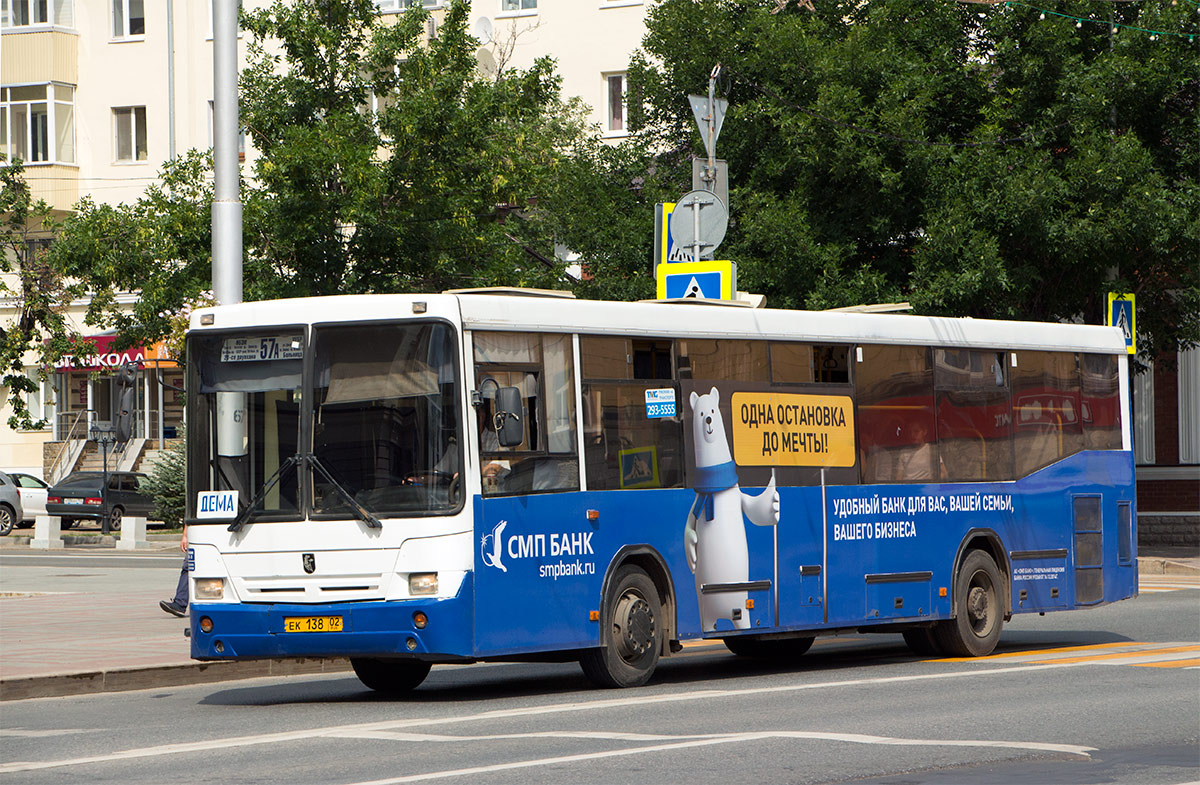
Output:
top-left (580, 565), bottom-right (661, 688)
top-left (350, 658), bottom-right (432, 694)
top-left (934, 550), bottom-right (1004, 657)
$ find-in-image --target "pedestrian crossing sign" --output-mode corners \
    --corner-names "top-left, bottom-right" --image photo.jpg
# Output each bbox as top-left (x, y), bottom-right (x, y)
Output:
top-left (1106, 293), bottom-right (1136, 355)
top-left (656, 260), bottom-right (735, 301)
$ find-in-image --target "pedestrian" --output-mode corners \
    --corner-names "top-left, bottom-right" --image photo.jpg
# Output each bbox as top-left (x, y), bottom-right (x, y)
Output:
top-left (159, 528), bottom-right (189, 617)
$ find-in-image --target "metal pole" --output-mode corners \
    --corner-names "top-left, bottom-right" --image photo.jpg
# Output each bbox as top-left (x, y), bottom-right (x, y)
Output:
top-left (706, 65), bottom-right (718, 191)
top-left (167, 0), bottom-right (176, 162)
top-left (212, 0), bottom-right (243, 307)
top-left (821, 467), bottom-right (828, 624)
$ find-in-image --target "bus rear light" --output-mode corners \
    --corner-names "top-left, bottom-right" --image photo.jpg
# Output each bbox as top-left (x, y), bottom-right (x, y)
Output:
top-left (409, 573), bottom-right (438, 595)
top-left (195, 578), bottom-right (225, 599)
top-left (413, 611), bottom-right (428, 629)
top-left (199, 616), bottom-right (214, 633)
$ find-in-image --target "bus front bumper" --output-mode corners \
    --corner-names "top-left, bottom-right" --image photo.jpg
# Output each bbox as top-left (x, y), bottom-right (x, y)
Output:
top-left (189, 576), bottom-right (474, 661)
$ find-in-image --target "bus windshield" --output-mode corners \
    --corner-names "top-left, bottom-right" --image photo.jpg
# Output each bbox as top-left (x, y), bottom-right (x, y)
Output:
top-left (311, 321), bottom-right (462, 515)
top-left (186, 321), bottom-right (462, 522)
top-left (187, 328), bottom-right (306, 522)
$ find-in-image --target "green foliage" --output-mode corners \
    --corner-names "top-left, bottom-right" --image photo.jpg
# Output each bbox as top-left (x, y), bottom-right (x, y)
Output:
top-left (43, 150), bottom-right (216, 352)
top-left (630, 0), bottom-right (1199, 356)
top-left (0, 163), bottom-right (95, 430)
top-left (239, 0), bottom-right (596, 296)
top-left (142, 433), bottom-right (187, 528)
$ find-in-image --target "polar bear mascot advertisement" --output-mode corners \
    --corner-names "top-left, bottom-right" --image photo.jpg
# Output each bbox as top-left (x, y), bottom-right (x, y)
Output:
top-left (684, 387), bottom-right (779, 631)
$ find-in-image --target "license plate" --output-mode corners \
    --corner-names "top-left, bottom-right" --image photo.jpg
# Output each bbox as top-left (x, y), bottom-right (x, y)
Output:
top-left (65, 498), bottom-right (81, 504)
top-left (284, 615), bottom-right (343, 633)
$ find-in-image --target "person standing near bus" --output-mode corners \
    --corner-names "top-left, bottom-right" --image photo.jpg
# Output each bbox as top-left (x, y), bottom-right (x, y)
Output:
top-left (159, 528), bottom-right (189, 617)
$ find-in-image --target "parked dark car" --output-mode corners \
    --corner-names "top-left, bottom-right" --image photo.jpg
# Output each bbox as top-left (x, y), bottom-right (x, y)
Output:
top-left (45, 471), bottom-right (154, 531)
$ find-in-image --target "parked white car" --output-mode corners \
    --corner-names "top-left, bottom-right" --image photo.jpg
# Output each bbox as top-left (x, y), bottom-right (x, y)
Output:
top-left (4, 471), bottom-right (48, 527)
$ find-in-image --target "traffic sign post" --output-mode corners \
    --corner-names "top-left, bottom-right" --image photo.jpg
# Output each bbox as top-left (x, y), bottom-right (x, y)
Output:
top-left (668, 189), bottom-right (728, 263)
top-left (1106, 293), bottom-right (1137, 355)
top-left (656, 259), bottom-right (736, 301)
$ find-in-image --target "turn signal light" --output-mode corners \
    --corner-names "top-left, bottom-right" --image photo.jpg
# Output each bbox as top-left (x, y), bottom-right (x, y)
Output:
top-left (199, 616), bottom-right (214, 633)
top-left (413, 611), bottom-right (428, 629)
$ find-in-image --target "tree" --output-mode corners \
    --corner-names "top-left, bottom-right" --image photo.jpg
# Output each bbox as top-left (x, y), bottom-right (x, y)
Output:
top-left (142, 431), bottom-right (187, 528)
top-left (0, 163), bottom-right (92, 429)
top-left (240, 0), bottom-right (596, 296)
top-left (45, 151), bottom-right (216, 354)
top-left (628, 0), bottom-right (1199, 356)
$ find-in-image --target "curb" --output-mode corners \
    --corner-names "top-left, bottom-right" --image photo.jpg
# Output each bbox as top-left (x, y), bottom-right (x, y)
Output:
top-left (1137, 557), bottom-right (1200, 577)
top-left (0, 658), bottom-right (353, 701)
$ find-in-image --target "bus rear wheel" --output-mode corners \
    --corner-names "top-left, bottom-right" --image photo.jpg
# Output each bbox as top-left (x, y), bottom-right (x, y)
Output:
top-left (934, 550), bottom-right (1004, 657)
top-left (724, 634), bottom-right (815, 659)
top-left (580, 565), bottom-right (661, 688)
top-left (350, 658), bottom-right (432, 694)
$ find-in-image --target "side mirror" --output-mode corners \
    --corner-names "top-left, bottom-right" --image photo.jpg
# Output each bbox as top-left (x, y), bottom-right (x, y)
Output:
top-left (494, 386), bottom-right (525, 448)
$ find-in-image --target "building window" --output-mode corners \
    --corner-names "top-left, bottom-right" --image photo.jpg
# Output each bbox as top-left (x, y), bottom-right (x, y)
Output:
top-left (112, 0), bottom-right (144, 38)
top-left (1, 84), bottom-right (74, 165)
top-left (500, 0), bottom-right (536, 12)
top-left (113, 106), bottom-right (147, 162)
top-left (1179, 347), bottom-right (1200, 464)
top-left (374, 0), bottom-right (438, 11)
top-left (605, 73), bottom-right (626, 134)
top-left (2, 0), bottom-right (72, 28)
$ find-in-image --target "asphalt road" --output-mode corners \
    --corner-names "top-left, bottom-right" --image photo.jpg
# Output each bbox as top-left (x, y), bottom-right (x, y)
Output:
top-left (2, 581), bottom-right (1197, 785)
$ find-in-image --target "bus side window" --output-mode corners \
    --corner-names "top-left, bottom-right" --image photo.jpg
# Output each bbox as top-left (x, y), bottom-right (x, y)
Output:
top-left (935, 349), bottom-right (1013, 481)
top-left (474, 332), bottom-right (579, 496)
top-left (580, 336), bottom-right (684, 491)
top-left (1012, 351), bottom-right (1082, 477)
top-left (856, 345), bottom-right (937, 484)
top-left (1080, 353), bottom-right (1122, 451)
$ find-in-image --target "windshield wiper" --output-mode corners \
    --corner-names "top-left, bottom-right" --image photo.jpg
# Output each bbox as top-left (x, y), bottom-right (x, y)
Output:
top-left (226, 453), bottom-right (383, 532)
top-left (308, 453), bottom-right (383, 529)
top-left (227, 454), bottom-right (301, 533)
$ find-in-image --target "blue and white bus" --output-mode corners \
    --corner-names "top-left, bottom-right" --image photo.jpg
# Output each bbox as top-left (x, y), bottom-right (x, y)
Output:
top-left (184, 290), bottom-right (1136, 691)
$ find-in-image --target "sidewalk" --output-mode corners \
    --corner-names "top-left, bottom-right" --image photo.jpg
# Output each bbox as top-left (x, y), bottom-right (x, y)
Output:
top-left (1, 536), bottom-right (1196, 701)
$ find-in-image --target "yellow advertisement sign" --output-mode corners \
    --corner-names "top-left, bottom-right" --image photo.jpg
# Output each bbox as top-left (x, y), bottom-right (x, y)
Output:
top-left (731, 392), bottom-right (856, 468)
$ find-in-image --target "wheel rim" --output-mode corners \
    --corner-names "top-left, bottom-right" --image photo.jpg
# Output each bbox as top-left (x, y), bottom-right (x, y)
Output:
top-left (613, 590), bottom-right (656, 662)
top-left (966, 569), bottom-right (996, 638)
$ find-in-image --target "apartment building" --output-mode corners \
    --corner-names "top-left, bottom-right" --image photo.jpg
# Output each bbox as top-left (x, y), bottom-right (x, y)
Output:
top-left (0, 0), bottom-right (651, 476)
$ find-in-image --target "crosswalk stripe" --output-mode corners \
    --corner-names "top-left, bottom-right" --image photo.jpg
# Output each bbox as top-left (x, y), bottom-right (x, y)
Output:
top-left (1029, 644), bottom-right (1200, 665)
top-left (936, 641), bottom-right (1134, 663)
top-left (1131, 658), bottom-right (1200, 669)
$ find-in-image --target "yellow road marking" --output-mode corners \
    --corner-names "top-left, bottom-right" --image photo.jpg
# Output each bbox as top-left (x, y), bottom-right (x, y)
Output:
top-left (1131, 658), bottom-right (1200, 669)
top-left (936, 641), bottom-right (1134, 663)
top-left (1029, 644), bottom-right (1200, 665)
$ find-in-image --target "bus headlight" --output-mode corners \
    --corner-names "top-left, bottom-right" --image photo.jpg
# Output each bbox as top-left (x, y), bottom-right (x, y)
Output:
top-left (409, 573), bottom-right (438, 595)
top-left (194, 578), bottom-right (225, 600)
